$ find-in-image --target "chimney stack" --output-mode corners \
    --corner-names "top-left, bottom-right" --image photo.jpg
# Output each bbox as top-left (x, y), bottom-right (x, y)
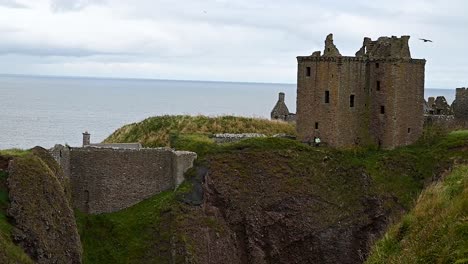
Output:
top-left (279, 92), bottom-right (285, 102)
top-left (83, 131), bottom-right (90, 147)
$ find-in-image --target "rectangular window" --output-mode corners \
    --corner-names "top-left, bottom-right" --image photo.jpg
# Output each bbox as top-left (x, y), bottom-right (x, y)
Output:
top-left (325, 91), bottom-right (330, 103)
top-left (408, 128), bottom-right (411, 133)
top-left (306, 67), bottom-right (311, 77)
top-left (376, 63), bottom-right (380, 68)
top-left (315, 122), bottom-right (319, 129)
top-left (380, 105), bottom-right (385, 114)
top-left (377, 81), bottom-right (381, 91)
top-left (350, 95), bottom-right (355, 107)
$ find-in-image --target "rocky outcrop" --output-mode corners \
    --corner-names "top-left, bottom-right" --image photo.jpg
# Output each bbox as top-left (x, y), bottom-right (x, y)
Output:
top-left (7, 148), bottom-right (82, 264)
top-left (180, 150), bottom-right (401, 264)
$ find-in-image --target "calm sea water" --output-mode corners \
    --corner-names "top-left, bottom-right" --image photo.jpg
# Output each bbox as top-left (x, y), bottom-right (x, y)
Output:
top-left (0, 74), bottom-right (455, 149)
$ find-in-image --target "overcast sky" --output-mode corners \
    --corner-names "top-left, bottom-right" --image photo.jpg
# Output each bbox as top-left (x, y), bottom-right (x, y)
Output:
top-left (0, 0), bottom-right (466, 88)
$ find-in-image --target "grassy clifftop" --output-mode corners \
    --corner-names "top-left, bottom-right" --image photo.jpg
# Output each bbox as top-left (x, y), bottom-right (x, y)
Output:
top-left (104, 115), bottom-right (295, 148)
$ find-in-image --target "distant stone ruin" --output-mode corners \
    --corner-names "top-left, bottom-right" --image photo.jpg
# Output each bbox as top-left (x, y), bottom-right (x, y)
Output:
top-left (50, 133), bottom-right (196, 214)
top-left (271, 92), bottom-right (296, 122)
top-left (424, 89), bottom-right (468, 127)
top-left (453, 87), bottom-right (468, 121)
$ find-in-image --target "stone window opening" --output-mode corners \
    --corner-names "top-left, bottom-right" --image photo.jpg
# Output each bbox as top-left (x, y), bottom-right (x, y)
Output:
top-left (380, 105), bottom-right (385, 114)
top-left (350, 95), bottom-right (355, 107)
top-left (327, 48), bottom-right (330, 52)
top-left (377, 81), bottom-right (381, 91)
top-left (376, 63), bottom-right (380, 68)
top-left (325, 91), bottom-right (330, 104)
top-left (408, 128), bottom-right (411, 133)
top-left (59, 150), bottom-right (62, 158)
top-left (315, 122), bottom-right (319, 129)
top-left (306, 67), bottom-right (311, 77)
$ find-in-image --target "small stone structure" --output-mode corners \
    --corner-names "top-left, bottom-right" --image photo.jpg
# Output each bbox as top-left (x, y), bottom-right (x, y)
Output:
top-left (82, 131), bottom-right (142, 149)
top-left (212, 133), bottom-right (266, 143)
top-left (453, 87), bottom-right (468, 121)
top-left (270, 92), bottom-right (296, 122)
top-left (50, 133), bottom-right (196, 214)
top-left (296, 34), bottom-right (425, 149)
top-left (426, 96), bottom-right (453, 115)
top-left (423, 88), bottom-right (468, 128)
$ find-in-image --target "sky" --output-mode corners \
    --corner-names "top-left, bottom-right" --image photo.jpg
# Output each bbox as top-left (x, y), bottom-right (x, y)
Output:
top-left (0, 0), bottom-right (466, 88)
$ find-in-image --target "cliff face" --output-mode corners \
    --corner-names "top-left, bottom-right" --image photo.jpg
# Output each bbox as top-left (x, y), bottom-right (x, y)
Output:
top-left (176, 149), bottom-right (401, 264)
top-left (7, 147), bottom-right (82, 264)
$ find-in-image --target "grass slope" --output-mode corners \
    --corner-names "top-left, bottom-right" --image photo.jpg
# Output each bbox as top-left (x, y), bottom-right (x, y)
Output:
top-left (366, 165), bottom-right (468, 264)
top-left (104, 115), bottom-right (295, 149)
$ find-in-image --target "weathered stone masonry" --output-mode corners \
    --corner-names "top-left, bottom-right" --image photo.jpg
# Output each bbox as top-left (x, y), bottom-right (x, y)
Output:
top-left (51, 145), bottom-right (196, 214)
top-left (296, 34), bottom-right (426, 149)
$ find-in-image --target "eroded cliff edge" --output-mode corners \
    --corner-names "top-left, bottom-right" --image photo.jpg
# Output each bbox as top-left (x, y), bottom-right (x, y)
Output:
top-left (3, 147), bottom-right (82, 264)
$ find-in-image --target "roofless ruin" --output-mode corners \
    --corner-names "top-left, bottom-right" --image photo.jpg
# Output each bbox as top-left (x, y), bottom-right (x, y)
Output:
top-left (296, 34), bottom-right (426, 149)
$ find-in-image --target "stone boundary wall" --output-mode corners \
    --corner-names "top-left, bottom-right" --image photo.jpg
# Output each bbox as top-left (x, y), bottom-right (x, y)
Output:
top-left (424, 115), bottom-right (456, 127)
top-left (50, 145), bottom-right (196, 214)
top-left (212, 133), bottom-right (266, 143)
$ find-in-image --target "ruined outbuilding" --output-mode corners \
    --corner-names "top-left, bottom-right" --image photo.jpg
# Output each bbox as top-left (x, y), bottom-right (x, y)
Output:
top-left (426, 96), bottom-right (453, 115)
top-left (453, 87), bottom-right (468, 120)
top-left (296, 34), bottom-right (425, 149)
top-left (271, 92), bottom-right (296, 122)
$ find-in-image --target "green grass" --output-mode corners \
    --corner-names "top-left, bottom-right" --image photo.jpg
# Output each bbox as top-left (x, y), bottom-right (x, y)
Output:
top-left (76, 183), bottom-right (194, 264)
top-left (366, 165), bottom-right (468, 264)
top-left (104, 115), bottom-right (295, 149)
top-left (95, 123), bottom-right (468, 263)
top-left (0, 149), bottom-right (29, 157)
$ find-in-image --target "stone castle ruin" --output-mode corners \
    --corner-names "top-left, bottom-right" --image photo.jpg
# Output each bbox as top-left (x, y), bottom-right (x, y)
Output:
top-left (271, 92), bottom-right (296, 122)
top-left (50, 133), bottom-right (196, 214)
top-left (453, 87), bottom-right (468, 121)
top-left (296, 34), bottom-right (426, 149)
top-left (424, 88), bottom-right (468, 126)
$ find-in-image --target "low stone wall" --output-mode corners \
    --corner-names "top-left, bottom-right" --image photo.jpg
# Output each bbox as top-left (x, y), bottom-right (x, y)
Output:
top-left (50, 145), bottom-right (196, 214)
top-left (212, 133), bottom-right (266, 143)
top-left (424, 115), bottom-right (456, 127)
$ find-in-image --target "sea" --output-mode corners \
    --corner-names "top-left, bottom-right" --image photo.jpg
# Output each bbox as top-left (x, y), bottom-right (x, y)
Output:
top-left (0, 74), bottom-right (456, 150)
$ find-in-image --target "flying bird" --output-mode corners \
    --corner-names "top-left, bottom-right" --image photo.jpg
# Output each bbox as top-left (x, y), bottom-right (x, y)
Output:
top-left (419, 38), bottom-right (433, 43)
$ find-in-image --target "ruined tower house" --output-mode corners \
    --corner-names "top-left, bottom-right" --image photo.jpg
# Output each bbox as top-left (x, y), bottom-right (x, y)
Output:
top-left (296, 34), bottom-right (426, 149)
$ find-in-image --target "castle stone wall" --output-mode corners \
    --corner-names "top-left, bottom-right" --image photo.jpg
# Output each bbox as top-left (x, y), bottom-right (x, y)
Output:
top-left (51, 146), bottom-right (196, 214)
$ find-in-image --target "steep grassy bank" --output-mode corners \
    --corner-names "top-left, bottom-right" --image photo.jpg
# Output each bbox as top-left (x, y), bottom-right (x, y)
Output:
top-left (366, 164), bottom-right (468, 264)
top-left (0, 150), bottom-right (33, 264)
top-left (0, 148), bottom-right (82, 264)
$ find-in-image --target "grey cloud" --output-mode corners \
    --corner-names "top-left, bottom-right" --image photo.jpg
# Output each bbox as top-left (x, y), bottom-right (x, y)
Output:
top-left (0, 0), bottom-right (28, 8)
top-left (50, 0), bottom-right (105, 12)
top-left (0, 44), bottom-right (125, 57)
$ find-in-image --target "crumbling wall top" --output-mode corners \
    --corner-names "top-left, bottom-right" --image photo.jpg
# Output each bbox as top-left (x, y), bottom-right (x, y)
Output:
top-left (322, 34), bottom-right (342, 57)
top-left (356, 35), bottom-right (411, 59)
